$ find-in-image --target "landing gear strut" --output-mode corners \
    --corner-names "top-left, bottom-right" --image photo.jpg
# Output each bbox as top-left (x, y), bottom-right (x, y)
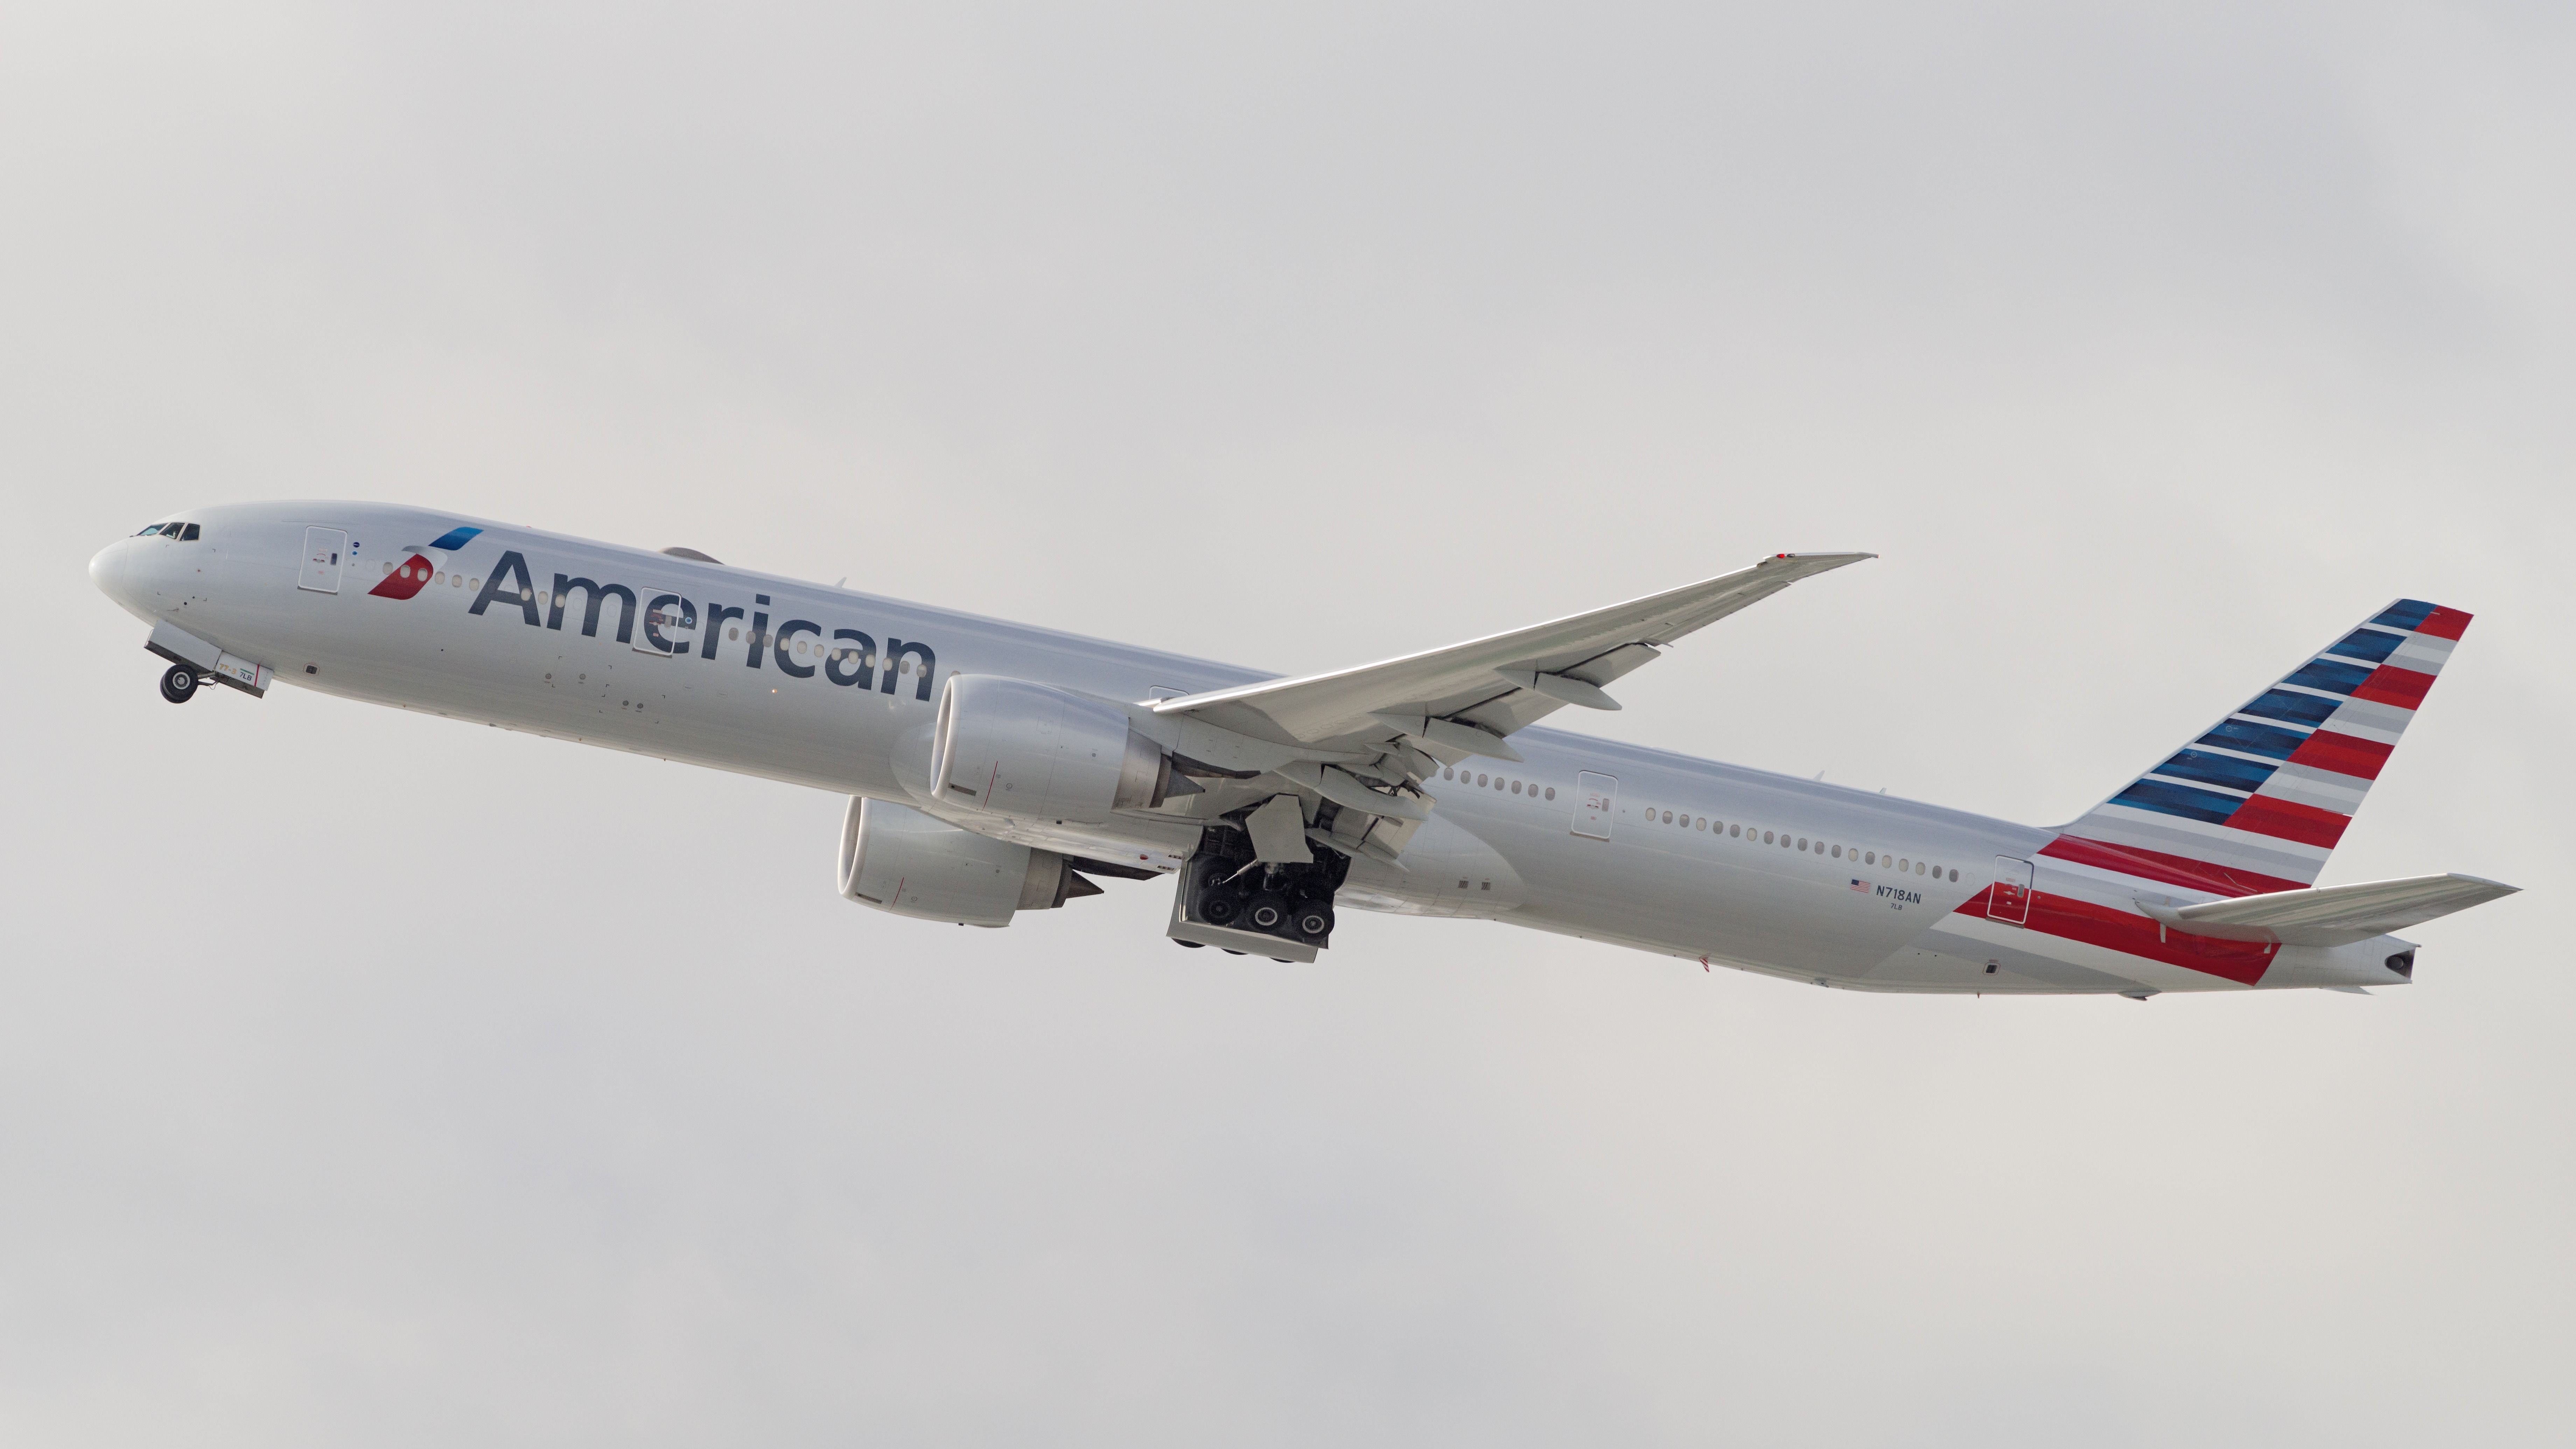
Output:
top-left (158, 663), bottom-right (202, 704)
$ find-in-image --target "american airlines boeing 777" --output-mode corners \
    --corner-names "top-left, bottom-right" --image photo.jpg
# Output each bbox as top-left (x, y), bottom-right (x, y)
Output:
top-left (92, 503), bottom-right (2514, 995)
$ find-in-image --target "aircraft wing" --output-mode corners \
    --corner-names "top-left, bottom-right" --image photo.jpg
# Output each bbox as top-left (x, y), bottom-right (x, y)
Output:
top-left (1151, 551), bottom-right (1874, 752)
top-left (2140, 873), bottom-right (2519, 946)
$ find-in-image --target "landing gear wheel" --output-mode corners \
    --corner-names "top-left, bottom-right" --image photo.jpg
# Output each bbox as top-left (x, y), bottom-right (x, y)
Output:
top-left (1243, 893), bottom-right (1289, 933)
top-left (1199, 893), bottom-right (1241, 927)
top-left (1291, 901), bottom-right (1335, 941)
top-left (159, 664), bottom-right (201, 704)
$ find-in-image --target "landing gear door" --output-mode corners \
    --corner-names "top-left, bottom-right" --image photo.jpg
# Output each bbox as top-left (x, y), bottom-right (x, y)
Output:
top-left (1573, 771), bottom-right (1617, 840)
top-left (637, 591), bottom-right (696, 656)
top-left (297, 527), bottom-right (346, 594)
top-left (1988, 855), bottom-right (2035, 925)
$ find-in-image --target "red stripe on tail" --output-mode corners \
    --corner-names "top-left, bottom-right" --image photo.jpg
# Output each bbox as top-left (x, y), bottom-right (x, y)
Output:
top-left (1957, 891), bottom-right (2277, 985)
top-left (2351, 665), bottom-right (2435, 709)
top-left (2413, 606), bottom-right (2473, 641)
top-left (2284, 729), bottom-right (2393, 781)
top-left (2226, 794), bottom-right (2351, 849)
top-left (2037, 836), bottom-right (2308, 898)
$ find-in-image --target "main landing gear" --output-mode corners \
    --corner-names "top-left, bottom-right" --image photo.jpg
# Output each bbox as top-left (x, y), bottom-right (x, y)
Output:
top-left (159, 663), bottom-right (204, 704)
top-left (1173, 825), bottom-right (1348, 956)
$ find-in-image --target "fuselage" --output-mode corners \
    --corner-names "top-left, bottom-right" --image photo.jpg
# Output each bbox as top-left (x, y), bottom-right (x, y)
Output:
top-left (91, 502), bottom-right (2416, 995)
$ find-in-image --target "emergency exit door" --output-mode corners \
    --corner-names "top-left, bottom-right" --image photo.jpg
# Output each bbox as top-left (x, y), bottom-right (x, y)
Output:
top-left (296, 527), bottom-right (346, 594)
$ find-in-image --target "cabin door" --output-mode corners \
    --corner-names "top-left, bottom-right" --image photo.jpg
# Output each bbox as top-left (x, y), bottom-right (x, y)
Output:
top-left (296, 527), bottom-right (346, 594)
top-left (1572, 771), bottom-right (1617, 841)
top-left (1987, 856), bottom-right (2035, 925)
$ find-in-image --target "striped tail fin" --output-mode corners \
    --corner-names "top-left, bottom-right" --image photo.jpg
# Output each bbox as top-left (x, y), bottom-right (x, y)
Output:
top-left (2044, 599), bottom-right (2472, 898)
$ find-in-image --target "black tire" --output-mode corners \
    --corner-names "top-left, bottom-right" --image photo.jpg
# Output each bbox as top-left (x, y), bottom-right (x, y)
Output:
top-left (1199, 893), bottom-right (1240, 926)
top-left (1244, 892), bottom-right (1289, 933)
top-left (159, 664), bottom-right (201, 704)
top-left (1291, 901), bottom-right (1335, 941)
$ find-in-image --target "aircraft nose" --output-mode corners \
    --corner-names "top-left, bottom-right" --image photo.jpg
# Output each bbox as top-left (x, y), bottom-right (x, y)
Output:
top-left (90, 539), bottom-right (148, 615)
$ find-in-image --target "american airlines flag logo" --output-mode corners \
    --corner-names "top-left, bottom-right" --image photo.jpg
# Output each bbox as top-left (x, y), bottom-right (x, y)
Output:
top-left (366, 526), bottom-right (482, 602)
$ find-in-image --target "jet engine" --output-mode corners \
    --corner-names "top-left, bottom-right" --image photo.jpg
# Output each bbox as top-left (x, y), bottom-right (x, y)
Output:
top-left (929, 674), bottom-right (1190, 823)
top-left (837, 797), bottom-right (1099, 926)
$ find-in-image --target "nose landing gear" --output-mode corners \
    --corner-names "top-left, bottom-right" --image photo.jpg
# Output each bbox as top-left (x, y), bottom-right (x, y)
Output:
top-left (158, 663), bottom-right (204, 704)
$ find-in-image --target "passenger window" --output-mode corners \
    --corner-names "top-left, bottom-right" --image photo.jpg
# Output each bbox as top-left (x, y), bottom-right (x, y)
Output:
top-left (1949, 868), bottom-right (1959, 881)
top-left (1897, 858), bottom-right (1908, 871)
top-left (1762, 830), bottom-right (1773, 844)
top-left (1831, 844), bottom-right (1841, 858)
top-left (1696, 818), bottom-right (1706, 831)
top-left (180, 523), bottom-right (200, 540)
top-left (1729, 824), bottom-right (1740, 838)
top-left (1477, 774), bottom-right (1488, 786)
top-left (1511, 780), bottom-right (1522, 794)
top-left (1443, 768), bottom-right (1455, 780)
top-left (1544, 787), bottom-right (1555, 800)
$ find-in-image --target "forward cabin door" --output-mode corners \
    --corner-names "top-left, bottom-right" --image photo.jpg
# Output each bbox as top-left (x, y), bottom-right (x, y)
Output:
top-left (297, 527), bottom-right (346, 594)
top-left (1573, 771), bottom-right (1617, 840)
top-left (1988, 856), bottom-right (2035, 925)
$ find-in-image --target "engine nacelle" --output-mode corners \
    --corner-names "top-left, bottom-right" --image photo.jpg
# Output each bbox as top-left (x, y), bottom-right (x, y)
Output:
top-left (929, 674), bottom-right (1180, 824)
top-left (837, 797), bottom-right (1093, 926)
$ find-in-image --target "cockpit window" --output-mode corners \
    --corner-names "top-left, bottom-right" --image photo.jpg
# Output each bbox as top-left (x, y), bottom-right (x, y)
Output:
top-left (136, 523), bottom-right (168, 536)
top-left (157, 523), bottom-right (183, 537)
top-left (179, 523), bottom-right (200, 540)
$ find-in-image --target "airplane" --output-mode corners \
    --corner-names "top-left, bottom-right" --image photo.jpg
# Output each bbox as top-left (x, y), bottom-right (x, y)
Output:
top-left (90, 502), bottom-right (2516, 997)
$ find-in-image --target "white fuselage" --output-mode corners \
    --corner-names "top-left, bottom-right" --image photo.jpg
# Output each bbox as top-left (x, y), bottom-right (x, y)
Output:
top-left (90, 502), bottom-right (2416, 996)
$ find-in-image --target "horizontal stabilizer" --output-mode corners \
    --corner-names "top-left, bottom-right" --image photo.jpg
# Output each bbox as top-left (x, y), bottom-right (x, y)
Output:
top-left (2138, 873), bottom-right (2517, 946)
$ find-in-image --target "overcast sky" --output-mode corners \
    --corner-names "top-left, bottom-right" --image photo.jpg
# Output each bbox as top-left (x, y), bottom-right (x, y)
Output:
top-left (5, 3), bottom-right (2572, 1444)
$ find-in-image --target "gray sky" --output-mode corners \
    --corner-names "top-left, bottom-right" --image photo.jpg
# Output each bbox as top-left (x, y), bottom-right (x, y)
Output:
top-left (5, 3), bottom-right (2571, 1443)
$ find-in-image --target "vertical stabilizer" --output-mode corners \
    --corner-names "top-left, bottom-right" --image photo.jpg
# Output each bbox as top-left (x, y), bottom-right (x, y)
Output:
top-left (2044, 600), bottom-right (2471, 897)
